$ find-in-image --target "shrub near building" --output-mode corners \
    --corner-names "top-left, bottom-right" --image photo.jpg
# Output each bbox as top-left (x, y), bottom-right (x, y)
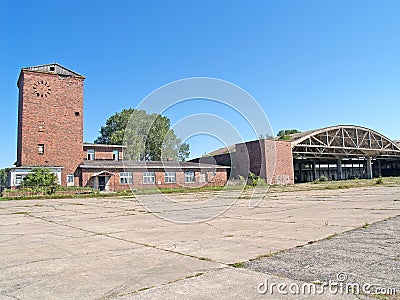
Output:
top-left (22, 168), bottom-right (58, 194)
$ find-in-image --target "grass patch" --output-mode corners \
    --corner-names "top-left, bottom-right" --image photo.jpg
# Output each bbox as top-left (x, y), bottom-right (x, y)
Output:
top-left (362, 222), bottom-right (370, 229)
top-left (198, 257), bottom-right (212, 261)
top-left (254, 253), bottom-right (274, 259)
top-left (185, 272), bottom-right (204, 279)
top-left (230, 262), bottom-right (245, 268)
top-left (2, 176), bottom-right (400, 201)
top-left (137, 286), bottom-right (154, 292)
top-left (326, 232), bottom-right (338, 240)
top-left (249, 250), bottom-right (285, 261)
top-left (0, 185), bottom-right (237, 201)
top-left (269, 176), bottom-right (400, 194)
top-left (375, 176), bottom-right (384, 185)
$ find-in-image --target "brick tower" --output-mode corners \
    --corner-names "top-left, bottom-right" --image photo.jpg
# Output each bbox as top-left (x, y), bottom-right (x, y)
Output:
top-left (16, 64), bottom-right (85, 186)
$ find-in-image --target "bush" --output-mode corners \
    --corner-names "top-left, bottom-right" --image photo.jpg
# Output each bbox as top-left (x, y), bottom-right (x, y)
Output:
top-left (22, 168), bottom-right (59, 194)
top-left (319, 176), bottom-right (328, 182)
top-left (247, 172), bottom-right (267, 187)
top-left (375, 176), bottom-right (384, 185)
top-left (313, 176), bottom-right (328, 184)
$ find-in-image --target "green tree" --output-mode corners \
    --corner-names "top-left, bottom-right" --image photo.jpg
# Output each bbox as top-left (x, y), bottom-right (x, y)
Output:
top-left (178, 143), bottom-right (190, 162)
top-left (258, 133), bottom-right (274, 140)
top-left (95, 108), bottom-right (190, 161)
top-left (95, 108), bottom-right (136, 144)
top-left (277, 129), bottom-right (301, 140)
top-left (22, 168), bottom-right (58, 194)
top-left (0, 168), bottom-right (9, 190)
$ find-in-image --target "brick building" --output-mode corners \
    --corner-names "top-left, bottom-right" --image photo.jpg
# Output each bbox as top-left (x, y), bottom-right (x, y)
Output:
top-left (191, 139), bottom-right (295, 185)
top-left (8, 63), bottom-right (228, 190)
top-left (193, 126), bottom-right (400, 184)
top-left (9, 63), bottom-right (399, 189)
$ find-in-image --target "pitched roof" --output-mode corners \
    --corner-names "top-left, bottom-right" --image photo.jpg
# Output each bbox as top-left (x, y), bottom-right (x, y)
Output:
top-left (22, 63), bottom-right (84, 78)
top-left (204, 145), bottom-right (236, 156)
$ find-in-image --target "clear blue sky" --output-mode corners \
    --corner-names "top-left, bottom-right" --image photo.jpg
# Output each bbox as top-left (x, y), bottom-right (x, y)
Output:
top-left (1, 0), bottom-right (400, 168)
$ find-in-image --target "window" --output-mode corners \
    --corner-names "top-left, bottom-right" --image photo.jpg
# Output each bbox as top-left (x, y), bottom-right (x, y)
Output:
top-left (38, 121), bottom-right (45, 132)
top-left (185, 171), bottom-right (195, 183)
top-left (38, 144), bottom-right (44, 154)
top-left (120, 172), bottom-right (133, 184)
top-left (87, 149), bottom-right (95, 160)
top-left (113, 150), bottom-right (119, 161)
top-left (67, 175), bottom-right (74, 183)
top-left (15, 175), bottom-right (23, 185)
top-left (199, 171), bottom-right (207, 183)
top-left (143, 172), bottom-right (155, 184)
top-left (49, 66), bottom-right (55, 71)
top-left (164, 172), bottom-right (176, 183)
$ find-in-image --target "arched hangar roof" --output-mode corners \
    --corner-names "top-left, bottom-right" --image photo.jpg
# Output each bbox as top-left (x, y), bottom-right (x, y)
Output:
top-left (290, 125), bottom-right (400, 158)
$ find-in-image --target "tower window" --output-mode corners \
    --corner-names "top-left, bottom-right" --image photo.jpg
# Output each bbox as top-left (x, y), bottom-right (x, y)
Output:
top-left (38, 121), bottom-right (45, 132)
top-left (38, 144), bottom-right (44, 154)
top-left (49, 66), bottom-right (55, 71)
top-left (75, 112), bottom-right (80, 116)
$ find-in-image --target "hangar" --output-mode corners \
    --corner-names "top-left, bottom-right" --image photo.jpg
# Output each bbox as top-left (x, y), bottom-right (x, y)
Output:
top-left (193, 125), bottom-right (400, 184)
top-left (291, 125), bottom-right (400, 182)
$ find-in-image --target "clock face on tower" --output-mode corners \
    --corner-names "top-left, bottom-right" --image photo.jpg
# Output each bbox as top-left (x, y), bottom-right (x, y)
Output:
top-left (32, 80), bottom-right (51, 97)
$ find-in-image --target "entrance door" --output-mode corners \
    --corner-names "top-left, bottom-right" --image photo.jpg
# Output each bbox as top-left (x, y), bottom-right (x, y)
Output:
top-left (98, 176), bottom-right (105, 191)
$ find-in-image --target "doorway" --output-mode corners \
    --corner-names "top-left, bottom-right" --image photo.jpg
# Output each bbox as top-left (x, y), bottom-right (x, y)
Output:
top-left (98, 176), bottom-right (110, 191)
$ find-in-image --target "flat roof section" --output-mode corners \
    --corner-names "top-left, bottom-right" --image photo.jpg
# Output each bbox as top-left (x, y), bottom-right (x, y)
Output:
top-left (80, 160), bottom-right (230, 169)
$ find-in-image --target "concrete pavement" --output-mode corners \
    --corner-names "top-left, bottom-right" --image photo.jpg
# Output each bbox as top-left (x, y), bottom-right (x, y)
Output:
top-left (0, 186), bottom-right (399, 299)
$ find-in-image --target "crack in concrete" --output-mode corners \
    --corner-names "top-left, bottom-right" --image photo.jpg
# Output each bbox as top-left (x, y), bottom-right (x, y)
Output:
top-left (22, 213), bottom-right (227, 265)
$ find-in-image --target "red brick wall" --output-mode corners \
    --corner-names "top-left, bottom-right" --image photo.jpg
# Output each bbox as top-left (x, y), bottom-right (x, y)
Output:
top-left (264, 140), bottom-right (294, 185)
top-left (81, 169), bottom-right (227, 191)
top-left (226, 140), bottom-right (294, 185)
top-left (17, 70), bottom-right (84, 185)
top-left (231, 140), bottom-right (265, 180)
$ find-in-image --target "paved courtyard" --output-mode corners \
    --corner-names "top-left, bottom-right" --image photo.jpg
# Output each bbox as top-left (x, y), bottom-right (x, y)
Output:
top-left (0, 186), bottom-right (399, 299)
